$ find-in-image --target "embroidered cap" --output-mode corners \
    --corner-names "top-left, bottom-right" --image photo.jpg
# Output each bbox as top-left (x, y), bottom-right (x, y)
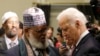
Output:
top-left (2, 11), bottom-right (18, 24)
top-left (23, 7), bottom-right (46, 27)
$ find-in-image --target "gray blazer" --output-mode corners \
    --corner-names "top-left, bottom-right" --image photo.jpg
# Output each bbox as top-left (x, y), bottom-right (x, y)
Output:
top-left (0, 36), bottom-right (7, 56)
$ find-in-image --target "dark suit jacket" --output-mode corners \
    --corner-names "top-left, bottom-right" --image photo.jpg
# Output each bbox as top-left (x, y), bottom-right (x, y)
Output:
top-left (0, 35), bottom-right (21, 56)
top-left (5, 39), bottom-right (60, 56)
top-left (0, 36), bottom-right (7, 56)
top-left (72, 33), bottom-right (100, 56)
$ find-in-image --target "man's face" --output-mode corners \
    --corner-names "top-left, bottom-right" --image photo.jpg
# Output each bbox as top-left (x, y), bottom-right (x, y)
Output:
top-left (58, 17), bottom-right (80, 46)
top-left (3, 17), bottom-right (19, 38)
top-left (27, 25), bottom-right (48, 49)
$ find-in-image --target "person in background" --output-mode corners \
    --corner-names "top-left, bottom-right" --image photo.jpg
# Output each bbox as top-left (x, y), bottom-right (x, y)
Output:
top-left (0, 11), bottom-right (19, 56)
top-left (18, 21), bottom-right (23, 38)
top-left (0, 27), bottom-right (5, 37)
top-left (46, 26), bottom-right (55, 47)
top-left (91, 23), bottom-right (100, 43)
top-left (86, 21), bottom-right (100, 43)
top-left (57, 7), bottom-right (100, 56)
top-left (55, 32), bottom-right (63, 48)
top-left (6, 7), bottom-right (60, 56)
top-left (86, 22), bottom-right (98, 37)
top-left (55, 27), bottom-right (62, 48)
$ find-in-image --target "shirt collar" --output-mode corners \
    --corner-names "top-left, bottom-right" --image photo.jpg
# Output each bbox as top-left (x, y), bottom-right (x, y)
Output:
top-left (4, 34), bottom-right (19, 49)
top-left (76, 30), bottom-right (89, 46)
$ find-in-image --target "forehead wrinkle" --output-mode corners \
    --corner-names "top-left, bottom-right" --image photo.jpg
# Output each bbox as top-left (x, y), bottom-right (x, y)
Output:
top-left (59, 17), bottom-right (69, 26)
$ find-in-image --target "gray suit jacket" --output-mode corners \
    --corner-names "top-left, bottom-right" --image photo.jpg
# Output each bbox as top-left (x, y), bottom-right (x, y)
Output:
top-left (0, 36), bottom-right (7, 56)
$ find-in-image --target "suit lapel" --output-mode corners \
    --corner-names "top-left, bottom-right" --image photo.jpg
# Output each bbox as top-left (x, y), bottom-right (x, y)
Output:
top-left (72, 33), bottom-right (92, 56)
top-left (0, 36), bottom-right (7, 50)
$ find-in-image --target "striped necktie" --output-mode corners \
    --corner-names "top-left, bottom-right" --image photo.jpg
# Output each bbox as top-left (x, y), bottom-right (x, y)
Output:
top-left (9, 42), bottom-right (16, 48)
top-left (36, 48), bottom-right (44, 56)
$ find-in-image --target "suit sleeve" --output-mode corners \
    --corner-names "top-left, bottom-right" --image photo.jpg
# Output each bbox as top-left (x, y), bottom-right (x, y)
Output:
top-left (82, 47), bottom-right (100, 56)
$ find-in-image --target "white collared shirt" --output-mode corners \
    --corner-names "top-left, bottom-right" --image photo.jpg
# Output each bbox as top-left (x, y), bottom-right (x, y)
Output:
top-left (76, 30), bottom-right (89, 46)
top-left (5, 34), bottom-right (19, 49)
top-left (48, 39), bottom-right (54, 47)
top-left (32, 47), bottom-right (49, 56)
top-left (33, 47), bottom-right (38, 56)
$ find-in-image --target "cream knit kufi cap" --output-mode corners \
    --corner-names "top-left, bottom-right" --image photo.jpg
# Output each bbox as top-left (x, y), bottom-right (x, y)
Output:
top-left (23, 7), bottom-right (46, 27)
top-left (2, 11), bottom-right (18, 24)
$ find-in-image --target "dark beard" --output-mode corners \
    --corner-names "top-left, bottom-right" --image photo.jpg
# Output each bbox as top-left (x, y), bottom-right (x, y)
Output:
top-left (6, 32), bottom-right (16, 38)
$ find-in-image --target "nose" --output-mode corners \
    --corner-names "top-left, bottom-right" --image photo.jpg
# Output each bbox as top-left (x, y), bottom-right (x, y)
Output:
top-left (12, 22), bottom-right (16, 27)
top-left (42, 31), bottom-right (46, 36)
top-left (62, 30), bottom-right (66, 35)
top-left (62, 30), bottom-right (69, 38)
top-left (12, 21), bottom-right (19, 27)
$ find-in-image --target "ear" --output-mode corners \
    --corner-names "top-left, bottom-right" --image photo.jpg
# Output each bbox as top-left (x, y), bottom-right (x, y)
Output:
top-left (75, 20), bottom-right (80, 28)
top-left (24, 28), bottom-right (30, 38)
top-left (2, 24), bottom-right (6, 30)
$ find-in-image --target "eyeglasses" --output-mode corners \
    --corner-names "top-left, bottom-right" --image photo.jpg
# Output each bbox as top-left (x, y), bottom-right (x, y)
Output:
top-left (7, 21), bottom-right (19, 25)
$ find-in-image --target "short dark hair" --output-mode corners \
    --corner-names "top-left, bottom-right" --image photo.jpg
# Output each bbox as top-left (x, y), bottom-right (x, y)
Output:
top-left (0, 27), bottom-right (5, 36)
top-left (47, 26), bottom-right (54, 31)
top-left (57, 27), bottom-right (62, 37)
top-left (19, 21), bottom-right (23, 29)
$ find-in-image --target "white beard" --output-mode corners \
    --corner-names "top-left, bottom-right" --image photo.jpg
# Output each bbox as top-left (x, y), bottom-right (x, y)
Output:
top-left (28, 34), bottom-right (49, 49)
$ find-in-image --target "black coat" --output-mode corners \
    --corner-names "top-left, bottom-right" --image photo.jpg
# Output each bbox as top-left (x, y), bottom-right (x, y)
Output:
top-left (72, 33), bottom-right (100, 56)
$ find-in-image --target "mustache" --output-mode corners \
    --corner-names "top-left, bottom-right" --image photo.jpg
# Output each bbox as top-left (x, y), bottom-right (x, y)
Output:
top-left (11, 27), bottom-right (18, 30)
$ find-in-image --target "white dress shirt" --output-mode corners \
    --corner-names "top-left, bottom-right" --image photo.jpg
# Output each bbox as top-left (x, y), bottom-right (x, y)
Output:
top-left (48, 39), bottom-right (54, 47)
top-left (76, 30), bottom-right (89, 46)
top-left (4, 34), bottom-right (19, 49)
top-left (33, 47), bottom-right (49, 56)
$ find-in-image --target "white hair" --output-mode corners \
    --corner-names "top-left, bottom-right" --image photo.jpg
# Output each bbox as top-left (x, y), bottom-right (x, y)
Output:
top-left (57, 7), bottom-right (88, 25)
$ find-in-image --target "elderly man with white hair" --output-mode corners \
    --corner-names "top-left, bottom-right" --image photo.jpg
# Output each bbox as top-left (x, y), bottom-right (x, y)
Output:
top-left (57, 7), bottom-right (100, 56)
top-left (0, 11), bottom-right (19, 56)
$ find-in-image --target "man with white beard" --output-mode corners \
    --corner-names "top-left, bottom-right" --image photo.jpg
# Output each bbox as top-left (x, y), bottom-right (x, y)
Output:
top-left (5, 7), bottom-right (60, 56)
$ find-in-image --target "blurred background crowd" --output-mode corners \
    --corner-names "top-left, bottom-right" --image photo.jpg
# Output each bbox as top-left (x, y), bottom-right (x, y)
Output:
top-left (0, 0), bottom-right (100, 56)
